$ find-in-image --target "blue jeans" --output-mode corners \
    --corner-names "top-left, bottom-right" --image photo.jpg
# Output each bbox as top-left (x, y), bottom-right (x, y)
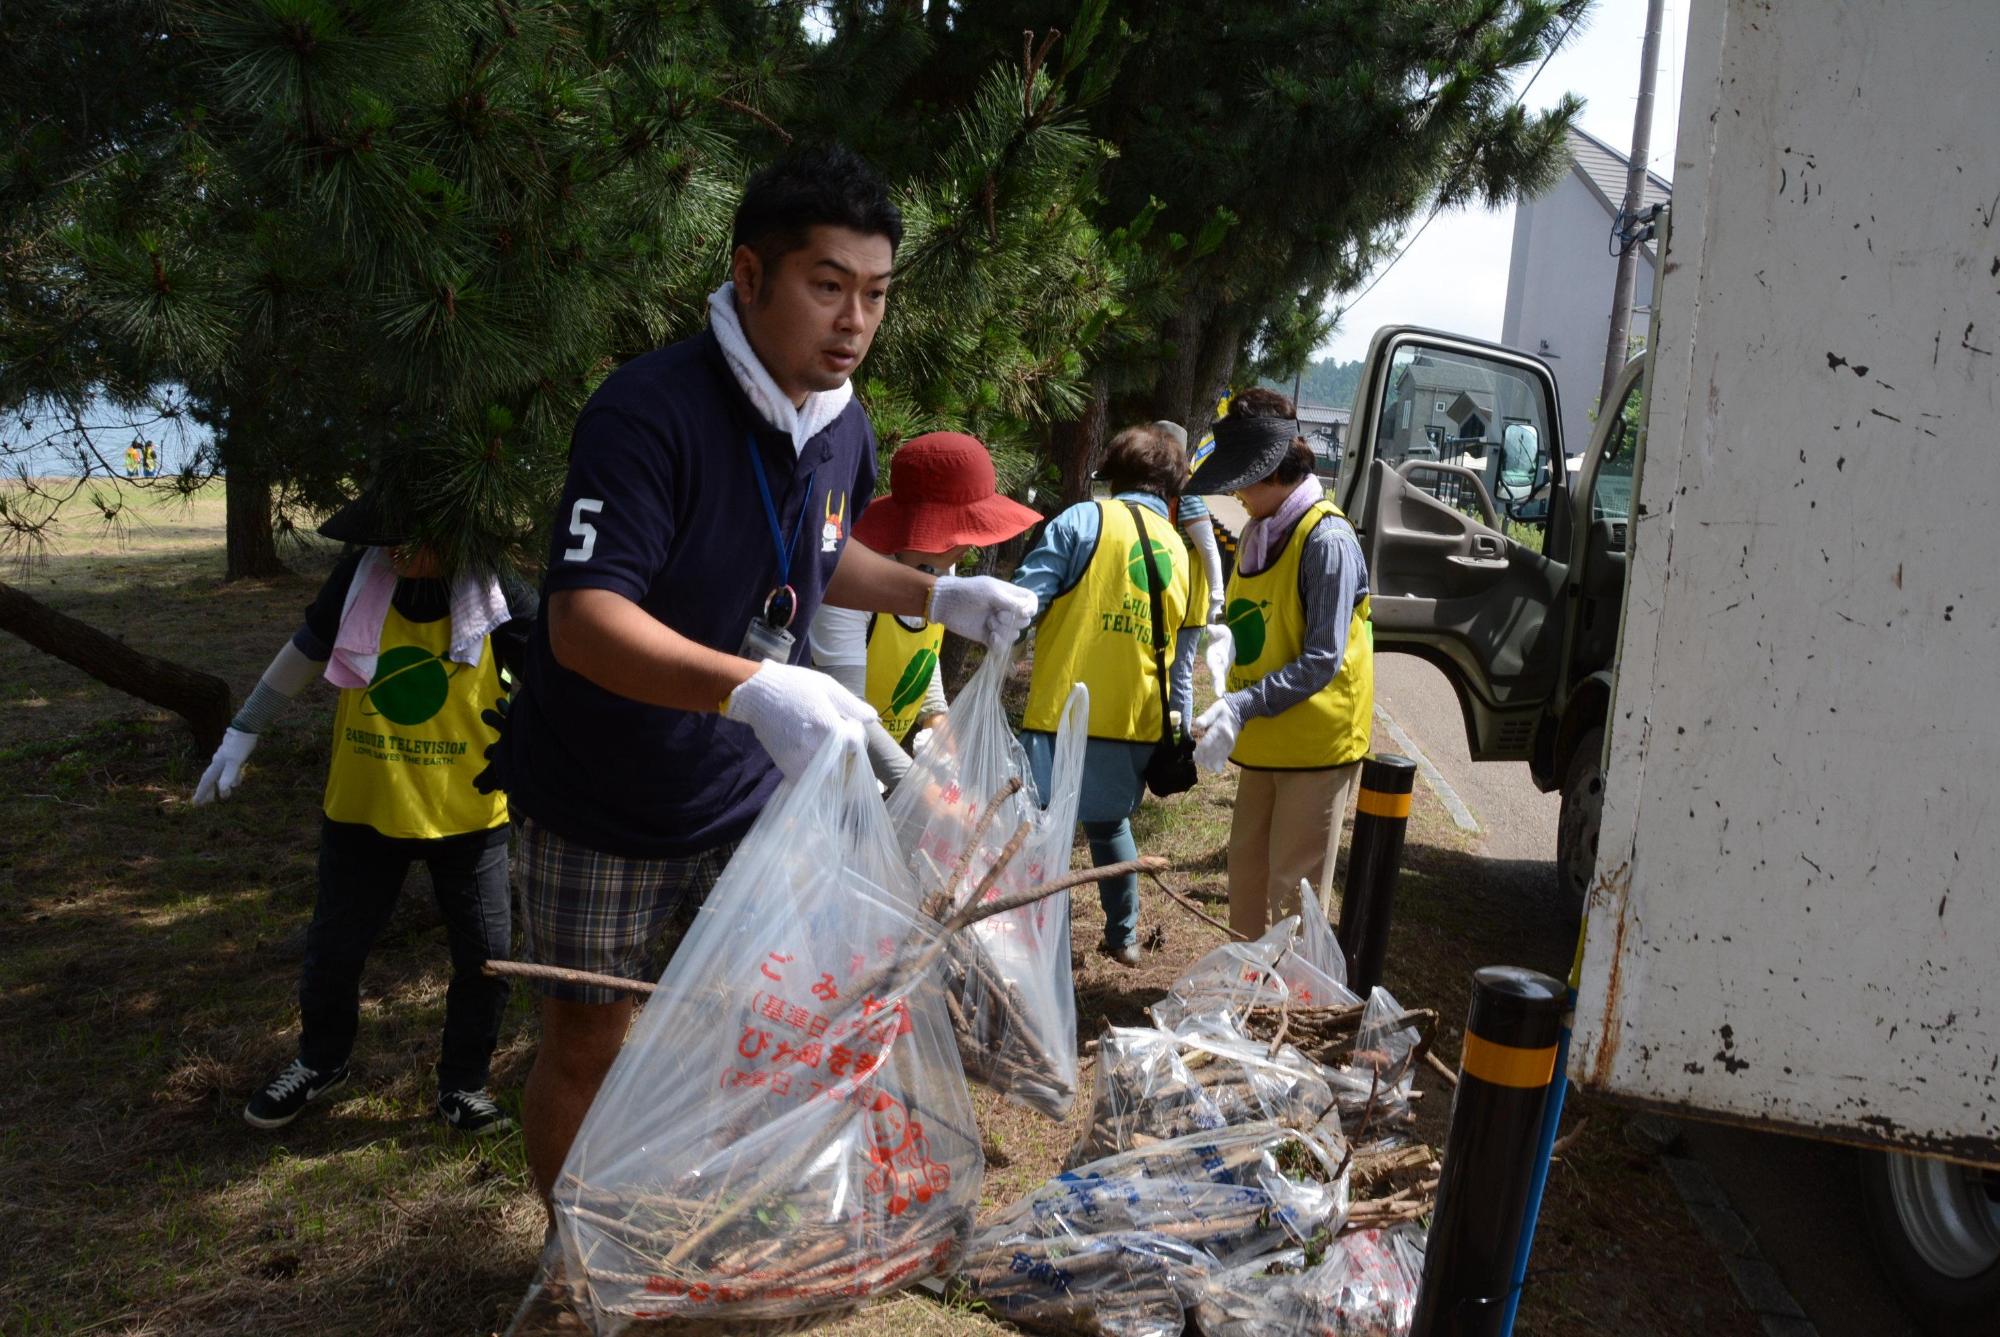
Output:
top-left (1023, 732), bottom-right (1149, 949)
top-left (1083, 818), bottom-right (1140, 948)
top-left (300, 818), bottom-right (512, 1093)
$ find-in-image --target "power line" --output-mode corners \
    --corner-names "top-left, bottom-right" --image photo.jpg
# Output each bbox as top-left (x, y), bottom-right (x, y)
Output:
top-left (1333, 9), bottom-right (1588, 317)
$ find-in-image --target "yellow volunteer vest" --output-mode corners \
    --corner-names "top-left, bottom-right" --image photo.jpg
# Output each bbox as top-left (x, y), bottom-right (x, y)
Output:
top-left (864, 613), bottom-right (945, 743)
top-left (322, 603), bottom-right (509, 838)
top-left (1224, 499), bottom-right (1375, 770)
top-left (1024, 500), bottom-right (1193, 742)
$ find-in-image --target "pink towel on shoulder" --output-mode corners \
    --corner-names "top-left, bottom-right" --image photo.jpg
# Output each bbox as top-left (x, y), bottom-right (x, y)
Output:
top-left (324, 548), bottom-right (511, 690)
top-left (324, 548), bottom-right (397, 689)
top-left (1238, 475), bottom-right (1324, 575)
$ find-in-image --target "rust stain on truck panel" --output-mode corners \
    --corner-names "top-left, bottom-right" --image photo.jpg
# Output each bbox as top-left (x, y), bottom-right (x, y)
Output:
top-left (1597, 1093), bottom-right (2000, 1171)
top-left (1588, 861), bottom-right (1636, 1089)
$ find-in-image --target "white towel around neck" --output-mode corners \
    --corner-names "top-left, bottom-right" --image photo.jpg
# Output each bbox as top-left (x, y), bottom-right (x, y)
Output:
top-left (707, 281), bottom-right (855, 455)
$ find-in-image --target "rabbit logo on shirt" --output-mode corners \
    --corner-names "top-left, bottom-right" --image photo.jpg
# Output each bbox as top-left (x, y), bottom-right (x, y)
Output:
top-left (822, 491), bottom-right (847, 553)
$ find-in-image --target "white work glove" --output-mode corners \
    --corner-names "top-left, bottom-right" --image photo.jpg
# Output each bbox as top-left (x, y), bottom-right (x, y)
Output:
top-left (193, 727), bottom-right (260, 805)
top-left (929, 575), bottom-right (1039, 652)
top-left (910, 726), bottom-right (936, 759)
top-left (1201, 623), bottom-right (1236, 700)
top-left (724, 660), bottom-right (874, 779)
top-left (1207, 597), bottom-right (1226, 626)
top-left (1192, 698), bottom-right (1241, 775)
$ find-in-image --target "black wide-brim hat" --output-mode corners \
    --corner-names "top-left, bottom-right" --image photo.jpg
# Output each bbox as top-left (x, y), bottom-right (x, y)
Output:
top-left (1185, 412), bottom-right (1301, 495)
top-left (318, 481), bottom-right (414, 547)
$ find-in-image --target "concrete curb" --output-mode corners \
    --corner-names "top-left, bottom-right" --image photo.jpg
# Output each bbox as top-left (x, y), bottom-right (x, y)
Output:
top-left (1373, 703), bottom-right (1480, 832)
top-left (1661, 1152), bottom-right (1822, 1337)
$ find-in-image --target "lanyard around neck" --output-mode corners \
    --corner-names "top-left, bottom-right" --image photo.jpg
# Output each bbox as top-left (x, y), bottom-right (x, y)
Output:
top-left (745, 432), bottom-right (815, 588)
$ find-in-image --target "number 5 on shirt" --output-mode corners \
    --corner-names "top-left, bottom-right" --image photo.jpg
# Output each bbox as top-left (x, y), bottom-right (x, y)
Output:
top-left (564, 498), bottom-right (604, 562)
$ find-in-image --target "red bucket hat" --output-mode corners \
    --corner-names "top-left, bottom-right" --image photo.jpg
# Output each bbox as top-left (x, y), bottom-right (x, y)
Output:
top-left (850, 432), bottom-right (1042, 554)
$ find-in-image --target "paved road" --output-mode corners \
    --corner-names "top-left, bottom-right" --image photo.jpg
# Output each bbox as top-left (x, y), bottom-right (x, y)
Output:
top-left (1371, 656), bottom-right (1559, 864)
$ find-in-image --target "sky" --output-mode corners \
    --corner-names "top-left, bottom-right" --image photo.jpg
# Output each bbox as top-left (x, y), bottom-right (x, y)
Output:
top-left (1318, 0), bottom-right (1690, 363)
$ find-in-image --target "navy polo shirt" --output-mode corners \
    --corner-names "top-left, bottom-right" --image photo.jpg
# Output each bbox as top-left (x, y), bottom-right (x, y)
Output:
top-left (505, 328), bottom-right (876, 858)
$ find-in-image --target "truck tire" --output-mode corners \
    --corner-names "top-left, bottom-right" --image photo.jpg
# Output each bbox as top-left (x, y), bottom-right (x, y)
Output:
top-left (1556, 725), bottom-right (1605, 910)
top-left (1861, 1149), bottom-right (2000, 1334)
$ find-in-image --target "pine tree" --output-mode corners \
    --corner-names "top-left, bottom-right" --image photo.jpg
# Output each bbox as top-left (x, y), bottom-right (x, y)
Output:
top-left (731, 4), bottom-right (1144, 496)
top-left (902, 0), bottom-right (1591, 492)
top-left (0, 1), bottom-right (1136, 737)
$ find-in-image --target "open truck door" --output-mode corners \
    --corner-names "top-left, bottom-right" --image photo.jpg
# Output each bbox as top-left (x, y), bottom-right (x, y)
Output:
top-left (1339, 328), bottom-right (1572, 763)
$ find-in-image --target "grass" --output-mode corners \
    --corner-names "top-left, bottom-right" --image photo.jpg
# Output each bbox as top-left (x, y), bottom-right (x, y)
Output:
top-left (0, 480), bottom-right (1757, 1335)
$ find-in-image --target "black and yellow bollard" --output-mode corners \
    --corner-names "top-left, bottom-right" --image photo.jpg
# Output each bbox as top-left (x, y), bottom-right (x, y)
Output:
top-left (1334, 752), bottom-right (1418, 994)
top-left (1409, 966), bottom-right (1567, 1337)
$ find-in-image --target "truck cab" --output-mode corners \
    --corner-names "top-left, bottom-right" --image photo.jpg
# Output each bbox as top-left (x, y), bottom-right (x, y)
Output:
top-left (1336, 326), bottom-right (1645, 904)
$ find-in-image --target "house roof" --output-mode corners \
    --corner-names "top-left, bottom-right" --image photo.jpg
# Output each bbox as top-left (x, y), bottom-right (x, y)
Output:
top-left (1393, 358), bottom-right (1503, 397)
top-left (1298, 403), bottom-right (1349, 427)
top-left (1567, 125), bottom-right (1672, 218)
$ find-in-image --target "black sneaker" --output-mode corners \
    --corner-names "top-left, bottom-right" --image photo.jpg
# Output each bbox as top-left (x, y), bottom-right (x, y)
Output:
top-left (244, 1059), bottom-right (350, 1129)
top-left (438, 1088), bottom-right (515, 1136)
top-left (1097, 939), bottom-right (1143, 968)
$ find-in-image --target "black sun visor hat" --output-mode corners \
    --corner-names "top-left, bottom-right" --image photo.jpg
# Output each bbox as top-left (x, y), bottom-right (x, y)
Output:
top-left (1185, 413), bottom-right (1302, 496)
top-left (318, 480), bottom-right (414, 547)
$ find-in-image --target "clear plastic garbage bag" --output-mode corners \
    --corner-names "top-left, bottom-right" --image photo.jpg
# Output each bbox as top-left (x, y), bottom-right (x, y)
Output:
top-left (1151, 913), bottom-right (1360, 1037)
top-left (1353, 986), bottom-right (1420, 1088)
top-left (1067, 1025), bottom-right (1336, 1168)
top-left (516, 732), bottom-right (983, 1334)
top-left (1292, 879), bottom-right (1348, 986)
top-left (888, 650), bottom-right (1088, 1118)
top-left (1065, 1028), bottom-right (1224, 1168)
top-left (970, 1122), bottom-right (1349, 1277)
top-left (956, 1230), bottom-right (1214, 1337)
top-left (1191, 1225), bottom-right (1426, 1337)
top-left (1327, 986), bottom-right (1422, 1133)
top-left (1271, 882), bottom-right (1360, 1013)
top-left (1147, 920), bottom-right (1293, 1033)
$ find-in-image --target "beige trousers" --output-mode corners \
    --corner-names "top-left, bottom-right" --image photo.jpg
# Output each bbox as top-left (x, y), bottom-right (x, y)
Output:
top-left (1226, 761), bottom-right (1363, 940)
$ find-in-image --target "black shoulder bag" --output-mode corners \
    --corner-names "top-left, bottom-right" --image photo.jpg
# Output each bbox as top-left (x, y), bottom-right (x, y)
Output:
top-left (1128, 502), bottom-right (1199, 797)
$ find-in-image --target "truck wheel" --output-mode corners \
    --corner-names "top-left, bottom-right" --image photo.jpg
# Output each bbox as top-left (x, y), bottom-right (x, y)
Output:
top-left (1556, 726), bottom-right (1604, 910)
top-left (1861, 1149), bottom-right (2000, 1334)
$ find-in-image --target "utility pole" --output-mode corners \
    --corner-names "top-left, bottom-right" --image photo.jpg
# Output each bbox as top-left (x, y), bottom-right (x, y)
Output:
top-left (1598, 0), bottom-right (1668, 414)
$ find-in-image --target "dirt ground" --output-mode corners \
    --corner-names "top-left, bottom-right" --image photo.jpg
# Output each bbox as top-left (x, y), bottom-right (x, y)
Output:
top-left (0, 480), bottom-right (1757, 1334)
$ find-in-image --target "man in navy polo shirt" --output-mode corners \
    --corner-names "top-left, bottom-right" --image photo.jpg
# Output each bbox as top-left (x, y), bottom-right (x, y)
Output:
top-left (504, 145), bottom-right (1037, 1201)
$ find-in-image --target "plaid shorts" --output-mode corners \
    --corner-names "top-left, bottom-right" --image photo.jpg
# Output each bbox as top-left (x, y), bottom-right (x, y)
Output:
top-left (516, 817), bottom-right (736, 1004)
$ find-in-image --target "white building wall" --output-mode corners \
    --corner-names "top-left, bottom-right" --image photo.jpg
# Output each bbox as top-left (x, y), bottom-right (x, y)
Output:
top-left (1500, 172), bottom-right (1656, 459)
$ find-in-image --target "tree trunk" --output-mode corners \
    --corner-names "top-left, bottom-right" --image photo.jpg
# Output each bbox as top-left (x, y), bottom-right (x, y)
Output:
top-left (1147, 303), bottom-right (1246, 443)
top-left (224, 448), bottom-right (286, 581)
top-left (1149, 308), bottom-right (1208, 432)
top-left (1051, 367), bottom-right (1111, 506)
top-left (1192, 309), bottom-right (1246, 422)
top-left (0, 580), bottom-right (234, 751)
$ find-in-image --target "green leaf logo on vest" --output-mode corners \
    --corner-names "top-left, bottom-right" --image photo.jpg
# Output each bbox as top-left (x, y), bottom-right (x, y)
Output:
top-left (1226, 598), bottom-right (1271, 665)
top-left (1126, 535), bottom-right (1174, 592)
top-left (361, 645), bottom-right (460, 726)
top-left (889, 647), bottom-right (939, 715)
